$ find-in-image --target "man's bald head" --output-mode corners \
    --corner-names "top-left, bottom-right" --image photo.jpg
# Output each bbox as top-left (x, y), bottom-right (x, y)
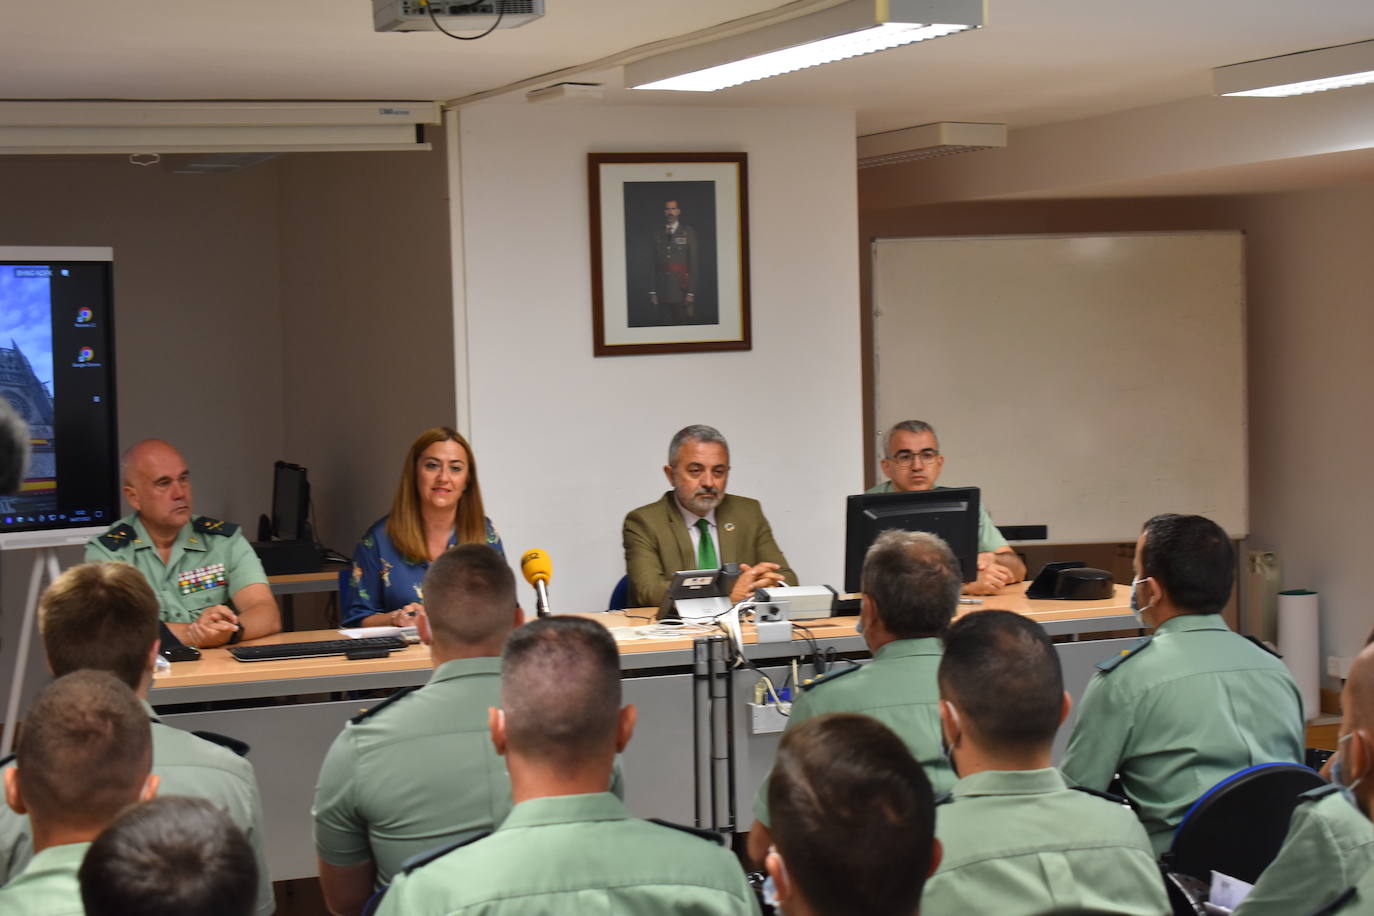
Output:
top-left (120, 439), bottom-right (192, 535)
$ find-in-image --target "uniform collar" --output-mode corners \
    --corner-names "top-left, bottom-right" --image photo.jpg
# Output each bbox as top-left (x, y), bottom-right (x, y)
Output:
top-left (430, 656), bottom-right (502, 683)
top-left (22, 840), bottom-right (92, 872)
top-left (952, 767), bottom-right (1066, 799)
top-left (129, 513), bottom-right (202, 556)
top-left (1155, 612), bottom-right (1229, 635)
top-left (874, 637), bottom-right (944, 660)
top-left (141, 698), bottom-right (162, 723)
top-left (500, 792), bottom-right (630, 831)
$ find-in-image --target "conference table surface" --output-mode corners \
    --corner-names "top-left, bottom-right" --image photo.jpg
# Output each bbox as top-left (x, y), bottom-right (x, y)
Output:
top-left (150, 583), bottom-right (1134, 694)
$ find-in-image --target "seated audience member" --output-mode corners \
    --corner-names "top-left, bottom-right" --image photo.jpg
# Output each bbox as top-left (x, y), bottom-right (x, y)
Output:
top-left (346, 427), bottom-right (504, 628)
top-left (374, 617), bottom-right (758, 915)
top-left (317, 545), bottom-right (598, 914)
top-left (85, 438), bottom-right (280, 646)
top-left (924, 610), bottom-right (1168, 915)
top-left (80, 796), bottom-right (257, 916)
top-left (0, 562), bottom-right (274, 914)
top-left (1245, 641), bottom-right (1374, 915)
top-left (0, 671), bottom-right (157, 916)
top-left (868, 420), bottom-right (1025, 595)
top-left (765, 713), bottom-right (939, 916)
top-left (623, 424), bottom-right (795, 607)
top-left (748, 529), bottom-right (958, 865)
top-left (1062, 513), bottom-right (1305, 854)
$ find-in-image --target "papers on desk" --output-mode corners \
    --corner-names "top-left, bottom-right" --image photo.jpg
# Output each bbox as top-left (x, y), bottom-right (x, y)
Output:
top-left (338, 626), bottom-right (418, 642)
top-left (1207, 871), bottom-right (1253, 913)
top-left (606, 623), bottom-right (714, 642)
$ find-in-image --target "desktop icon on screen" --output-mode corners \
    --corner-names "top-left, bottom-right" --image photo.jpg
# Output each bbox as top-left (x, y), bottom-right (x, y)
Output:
top-left (77, 346), bottom-right (94, 363)
top-left (76, 307), bottom-right (93, 323)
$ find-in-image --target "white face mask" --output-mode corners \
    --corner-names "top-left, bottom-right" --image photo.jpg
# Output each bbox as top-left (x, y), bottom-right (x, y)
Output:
top-left (1335, 731), bottom-right (1365, 795)
top-left (1129, 576), bottom-right (1153, 626)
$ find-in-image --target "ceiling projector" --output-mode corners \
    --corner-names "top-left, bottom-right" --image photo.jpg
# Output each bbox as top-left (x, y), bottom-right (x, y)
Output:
top-left (373, 0), bottom-right (545, 33)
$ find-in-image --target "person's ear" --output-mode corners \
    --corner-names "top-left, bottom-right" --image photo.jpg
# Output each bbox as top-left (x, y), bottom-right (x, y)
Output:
top-left (512, 606), bottom-right (525, 629)
top-left (147, 639), bottom-right (162, 671)
top-left (123, 483), bottom-right (140, 511)
top-left (1059, 691), bottom-right (1073, 727)
top-left (3, 767), bottom-right (24, 816)
top-left (939, 699), bottom-right (961, 748)
top-left (1348, 728), bottom-right (1370, 783)
top-left (616, 704), bottom-right (637, 753)
top-left (765, 849), bottom-right (793, 907)
top-left (927, 837), bottom-right (943, 877)
top-left (141, 773), bottom-right (160, 801)
top-left (488, 707), bottom-right (507, 757)
top-left (662, 465), bottom-right (675, 487)
top-left (416, 610), bottom-right (433, 647)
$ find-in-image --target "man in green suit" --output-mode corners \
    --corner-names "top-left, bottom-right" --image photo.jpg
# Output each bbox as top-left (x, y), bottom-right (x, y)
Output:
top-left (623, 425), bottom-right (795, 608)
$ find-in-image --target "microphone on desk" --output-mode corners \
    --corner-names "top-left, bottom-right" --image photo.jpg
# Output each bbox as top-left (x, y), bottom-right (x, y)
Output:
top-left (520, 549), bottom-right (553, 618)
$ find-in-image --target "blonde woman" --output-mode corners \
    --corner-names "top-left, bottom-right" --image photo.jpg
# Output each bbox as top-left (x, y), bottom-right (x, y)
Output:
top-left (345, 427), bottom-right (503, 627)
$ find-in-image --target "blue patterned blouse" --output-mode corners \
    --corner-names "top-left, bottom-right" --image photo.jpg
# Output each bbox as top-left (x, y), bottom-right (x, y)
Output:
top-left (345, 515), bottom-right (504, 626)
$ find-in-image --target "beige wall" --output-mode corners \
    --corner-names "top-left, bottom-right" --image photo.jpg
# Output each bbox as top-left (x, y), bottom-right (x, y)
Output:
top-left (861, 183), bottom-right (1374, 678)
top-left (277, 133), bottom-right (455, 554)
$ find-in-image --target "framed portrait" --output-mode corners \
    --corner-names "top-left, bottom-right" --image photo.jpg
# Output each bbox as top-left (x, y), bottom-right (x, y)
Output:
top-left (588, 152), bottom-right (750, 356)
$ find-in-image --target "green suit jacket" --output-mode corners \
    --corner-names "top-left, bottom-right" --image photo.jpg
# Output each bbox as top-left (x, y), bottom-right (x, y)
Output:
top-left (622, 492), bottom-right (795, 608)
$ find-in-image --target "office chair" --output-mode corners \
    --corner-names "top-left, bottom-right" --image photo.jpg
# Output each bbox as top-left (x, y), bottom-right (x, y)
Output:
top-left (608, 575), bottom-right (629, 611)
top-left (1161, 761), bottom-right (1327, 915)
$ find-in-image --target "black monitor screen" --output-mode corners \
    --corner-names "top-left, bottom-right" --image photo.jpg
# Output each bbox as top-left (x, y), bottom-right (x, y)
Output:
top-left (0, 249), bottom-right (119, 547)
top-left (844, 487), bottom-right (981, 592)
top-left (271, 461), bottom-right (310, 541)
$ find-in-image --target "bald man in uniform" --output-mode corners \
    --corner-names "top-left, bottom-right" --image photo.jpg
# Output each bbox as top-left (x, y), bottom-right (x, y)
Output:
top-left (85, 439), bottom-right (279, 647)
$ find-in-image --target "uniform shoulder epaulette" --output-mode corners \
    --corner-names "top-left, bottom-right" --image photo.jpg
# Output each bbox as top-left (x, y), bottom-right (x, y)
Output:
top-left (0, 752), bottom-right (14, 768)
top-left (398, 830), bottom-right (491, 875)
top-left (1096, 636), bottom-right (1153, 674)
top-left (193, 516), bottom-right (240, 537)
top-left (800, 661), bottom-right (862, 691)
top-left (98, 522), bottom-right (138, 551)
top-left (1245, 634), bottom-right (1283, 658)
top-left (934, 791), bottom-right (955, 806)
top-left (1299, 782), bottom-right (1344, 803)
top-left (1071, 784), bottom-right (1129, 805)
top-left (350, 686), bottom-right (418, 724)
top-left (191, 729), bottom-right (251, 758)
top-left (648, 818), bottom-right (728, 846)
top-left (1309, 885), bottom-right (1356, 916)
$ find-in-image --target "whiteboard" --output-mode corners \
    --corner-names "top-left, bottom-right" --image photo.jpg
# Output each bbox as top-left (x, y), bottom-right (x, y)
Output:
top-left (872, 232), bottom-right (1247, 543)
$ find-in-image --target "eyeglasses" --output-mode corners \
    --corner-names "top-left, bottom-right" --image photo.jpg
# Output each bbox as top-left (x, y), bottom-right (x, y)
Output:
top-left (887, 449), bottom-right (940, 467)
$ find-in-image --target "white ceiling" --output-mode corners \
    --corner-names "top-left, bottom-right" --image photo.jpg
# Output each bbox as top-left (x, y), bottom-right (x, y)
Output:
top-left (5, 0), bottom-right (1374, 197)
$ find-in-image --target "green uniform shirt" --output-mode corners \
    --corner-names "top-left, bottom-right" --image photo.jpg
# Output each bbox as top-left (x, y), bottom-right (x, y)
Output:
top-left (1061, 613), bottom-right (1305, 855)
top-left (313, 657), bottom-right (511, 887)
top-left (0, 841), bottom-right (89, 916)
top-left (375, 792), bottom-right (759, 916)
top-left (863, 481), bottom-right (1009, 553)
top-left (1321, 858), bottom-right (1374, 915)
top-left (923, 768), bottom-right (1168, 916)
top-left (753, 637), bottom-right (954, 828)
top-left (1234, 784), bottom-right (1374, 916)
top-left (84, 513), bottom-right (269, 624)
top-left (0, 703), bottom-right (274, 915)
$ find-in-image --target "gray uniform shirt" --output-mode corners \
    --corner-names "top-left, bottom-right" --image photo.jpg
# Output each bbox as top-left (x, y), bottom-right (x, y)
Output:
top-left (1235, 784), bottom-right (1374, 916)
top-left (923, 768), bottom-right (1169, 916)
top-left (375, 792), bottom-right (759, 916)
top-left (1061, 613), bottom-right (1305, 854)
top-left (0, 704), bottom-right (273, 915)
top-left (753, 637), bottom-right (953, 828)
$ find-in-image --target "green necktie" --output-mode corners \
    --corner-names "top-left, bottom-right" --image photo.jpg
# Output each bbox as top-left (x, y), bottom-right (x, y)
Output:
top-left (696, 518), bottom-right (718, 569)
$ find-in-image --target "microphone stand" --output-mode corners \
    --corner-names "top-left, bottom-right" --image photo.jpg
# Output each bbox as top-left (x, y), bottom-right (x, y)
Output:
top-left (534, 580), bottom-right (550, 617)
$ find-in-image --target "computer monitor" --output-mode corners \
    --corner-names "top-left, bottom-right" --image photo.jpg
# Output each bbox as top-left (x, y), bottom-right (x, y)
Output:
top-left (844, 487), bottom-right (981, 592)
top-left (270, 461), bottom-right (310, 542)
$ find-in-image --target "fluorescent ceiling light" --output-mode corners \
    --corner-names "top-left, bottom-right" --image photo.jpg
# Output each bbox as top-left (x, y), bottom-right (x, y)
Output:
top-left (626, 0), bottom-right (985, 92)
top-left (1214, 38), bottom-right (1374, 98)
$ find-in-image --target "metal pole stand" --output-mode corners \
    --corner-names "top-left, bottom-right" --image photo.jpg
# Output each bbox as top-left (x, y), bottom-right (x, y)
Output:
top-left (692, 634), bottom-right (736, 835)
top-left (2, 547), bottom-right (63, 755)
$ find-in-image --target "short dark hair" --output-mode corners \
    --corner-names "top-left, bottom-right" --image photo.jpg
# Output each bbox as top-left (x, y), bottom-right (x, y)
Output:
top-left (939, 610), bottom-right (1063, 753)
top-left (501, 617), bottom-right (622, 765)
top-left (768, 714), bottom-right (936, 916)
top-left (422, 544), bottom-right (518, 650)
top-left (40, 562), bottom-right (159, 690)
top-left (16, 671), bottom-right (151, 832)
top-left (1140, 513), bottom-right (1235, 614)
top-left (861, 530), bottom-right (961, 638)
top-left (80, 796), bottom-right (258, 916)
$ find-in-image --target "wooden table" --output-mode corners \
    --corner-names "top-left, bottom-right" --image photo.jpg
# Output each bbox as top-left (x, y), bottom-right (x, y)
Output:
top-left (148, 582), bottom-right (1137, 881)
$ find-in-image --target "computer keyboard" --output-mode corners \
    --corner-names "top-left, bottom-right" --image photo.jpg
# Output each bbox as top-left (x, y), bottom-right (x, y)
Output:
top-left (229, 636), bottom-right (408, 662)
